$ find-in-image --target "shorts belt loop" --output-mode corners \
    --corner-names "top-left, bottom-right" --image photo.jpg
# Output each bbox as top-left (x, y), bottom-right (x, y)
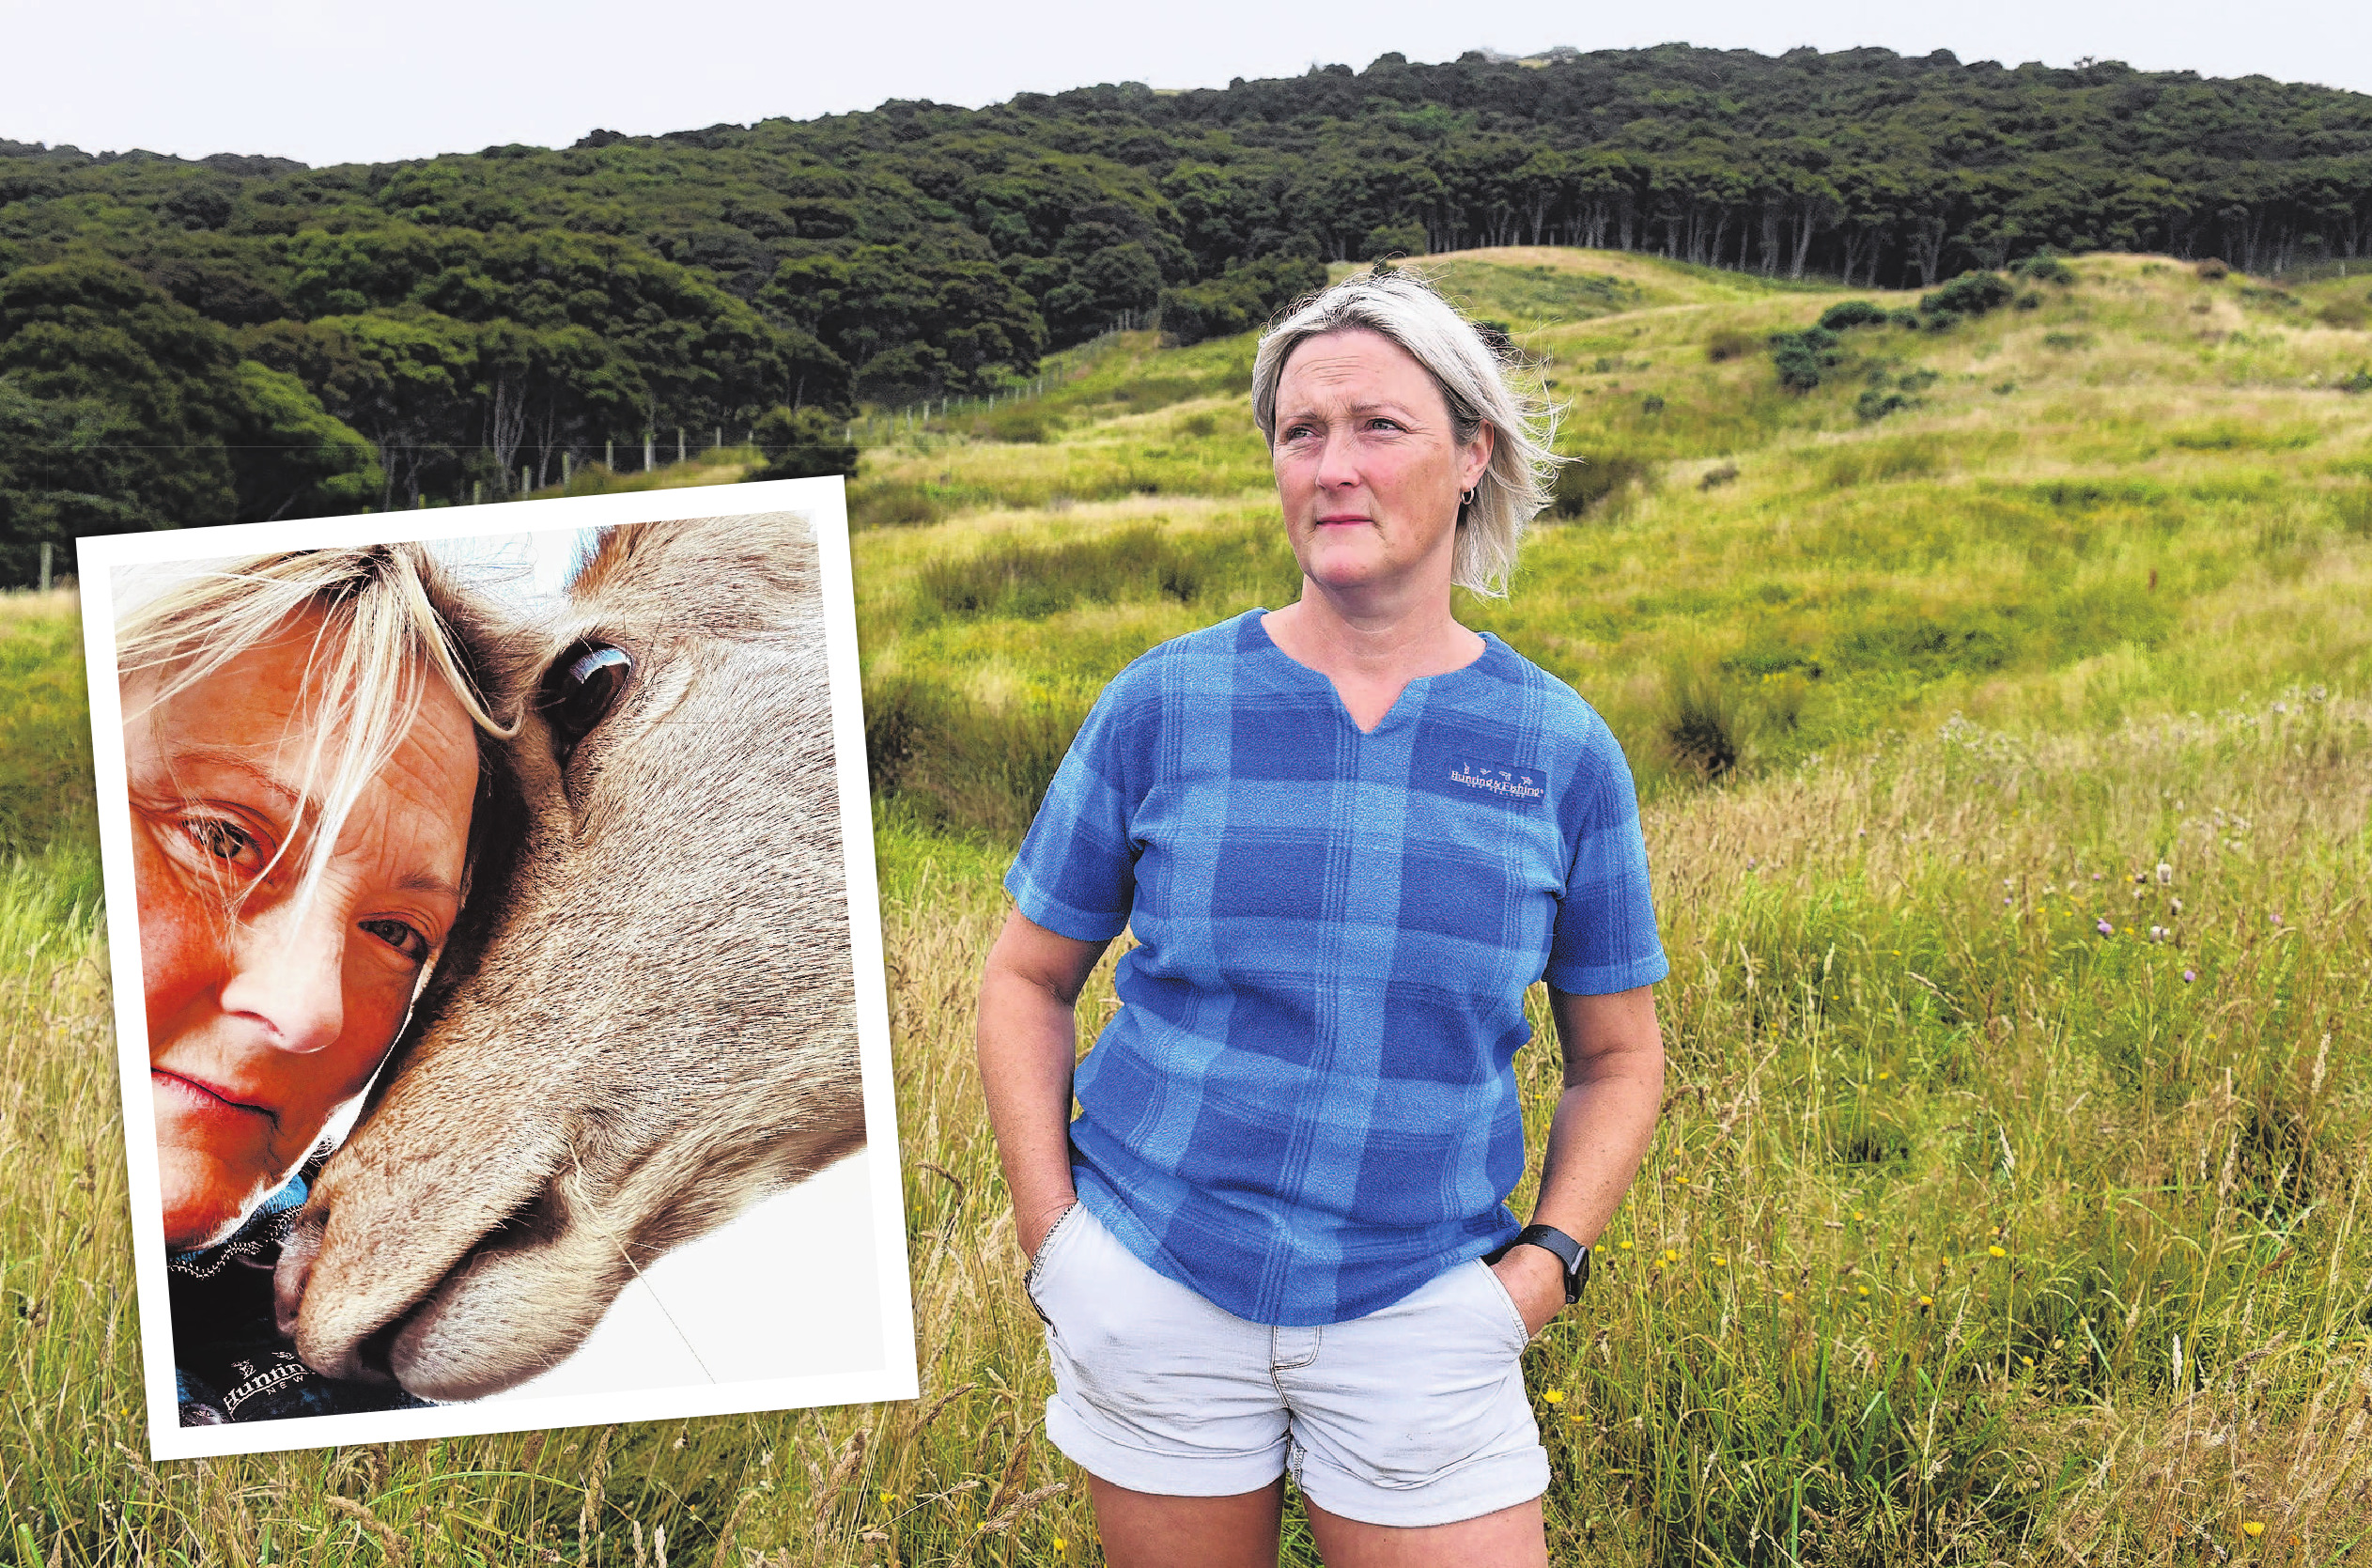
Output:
top-left (1271, 1325), bottom-right (1322, 1372)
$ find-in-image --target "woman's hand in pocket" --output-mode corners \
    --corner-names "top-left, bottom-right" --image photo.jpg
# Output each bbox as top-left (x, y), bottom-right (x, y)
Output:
top-left (1018, 1198), bottom-right (1077, 1265)
top-left (1490, 1244), bottom-right (1568, 1341)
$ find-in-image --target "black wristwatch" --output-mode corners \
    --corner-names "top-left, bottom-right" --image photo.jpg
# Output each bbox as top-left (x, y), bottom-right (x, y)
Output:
top-left (1486, 1224), bottom-right (1591, 1303)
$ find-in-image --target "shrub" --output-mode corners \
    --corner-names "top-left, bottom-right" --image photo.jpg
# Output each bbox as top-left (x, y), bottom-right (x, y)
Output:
top-left (1818, 300), bottom-right (1893, 332)
top-left (849, 479), bottom-right (945, 529)
top-left (2195, 257), bottom-right (2231, 280)
top-left (1917, 271), bottom-right (2015, 326)
top-left (2014, 291), bottom-right (2042, 310)
top-left (1641, 394), bottom-right (1666, 415)
top-left (2011, 253), bottom-right (2076, 285)
top-left (1855, 388), bottom-right (1914, 422)
top-left (743, 404), bottom-right (858, 481)
top-left (1891, 308), bottom-right (1923, 328)
top-left (1550, 452), bottom-right (1658, 518)
top-left (1767, 326), bottom-right (1843, 391)
top-left (972, 403), bottom-right (1054, 443)
top-left (1705, 327), bottom-right (1758, 363)
top-left (2335, 487), bottom-right (2372, 537)
top-left (1698, 463), bottom-right (1739, 490)
top-left (2316, 298), bottom-right (2368, 330)
top-left (2339, 366), bottom-right (2372, 395)
top-left (1658, 662), bottom-right (1748, 783)
top-left (1159, 255), bottom-right (1328, 348)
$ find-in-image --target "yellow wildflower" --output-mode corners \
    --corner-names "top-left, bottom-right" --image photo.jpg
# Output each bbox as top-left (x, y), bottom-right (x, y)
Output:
top-left (1664, 1250), bottom-right (1680, 1263)
top-left (1856, 1285), bottom-right (1870, 1297)
top-left (1918, 1295), bottom-right (1933, 1307)
top-left (1543, 1389), bottom-right (1566, 1404)
top-left (2242, 1522), bottom-right (2266, 1539)
top-left (1989, 1245), bottom-right (2008, 1258)
top-left (1712, 1255), bottom-right (1729, 1266)
top-left (1619, 1239), bottom-right (1634, 1251)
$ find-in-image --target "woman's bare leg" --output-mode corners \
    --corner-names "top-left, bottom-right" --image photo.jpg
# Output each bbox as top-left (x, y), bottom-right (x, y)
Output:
top-left (1303, 1495), bottom-right (1549, 1568)
top-left (1087, 1476), bottom-right (1286, 1568)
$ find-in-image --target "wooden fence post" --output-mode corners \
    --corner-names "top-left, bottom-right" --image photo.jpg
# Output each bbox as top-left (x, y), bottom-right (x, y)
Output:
top-left (605, 439), bottom-right (615, 470)
top-left (676, 427), bottom-right (686, 463)
top-left (39, 542), bottom-right (52, 594)
top-left (643, 432), bottom-right (655, 471)
top-left (563, 452), bottom-right (573, 486)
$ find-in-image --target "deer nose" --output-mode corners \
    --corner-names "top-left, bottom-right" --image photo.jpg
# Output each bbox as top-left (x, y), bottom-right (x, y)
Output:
top-left (220, 904), bottom-right (347, 1053)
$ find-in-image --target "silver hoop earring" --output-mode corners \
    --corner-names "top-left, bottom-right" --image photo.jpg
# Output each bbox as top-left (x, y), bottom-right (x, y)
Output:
top-left (1459, 488), bottom-right (1475, 508)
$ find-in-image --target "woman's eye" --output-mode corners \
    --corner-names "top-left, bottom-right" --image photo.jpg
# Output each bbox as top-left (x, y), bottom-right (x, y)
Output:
top-left (359, 917), bottom-right (430, 964)
top-left (181, 816), bottom-right (262, 870)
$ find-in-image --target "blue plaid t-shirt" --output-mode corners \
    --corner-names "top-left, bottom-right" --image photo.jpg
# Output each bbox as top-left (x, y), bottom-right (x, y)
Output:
top-left (1006, 609), bottom-right (1667, 1326)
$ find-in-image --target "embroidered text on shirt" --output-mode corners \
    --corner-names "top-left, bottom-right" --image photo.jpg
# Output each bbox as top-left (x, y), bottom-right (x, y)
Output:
top-left (1449, 761), bottom-right (1546, 801)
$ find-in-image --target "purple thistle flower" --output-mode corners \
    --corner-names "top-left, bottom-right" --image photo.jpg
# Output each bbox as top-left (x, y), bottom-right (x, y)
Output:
top-left (2183, 969), bottom-right (2197, 983)
top-left (2095, 918), bottom-right (2114, 937)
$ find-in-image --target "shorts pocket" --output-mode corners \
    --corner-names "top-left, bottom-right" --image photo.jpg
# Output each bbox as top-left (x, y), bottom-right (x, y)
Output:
top-left (1024, 1203), bottom-right (1085, 1312)
top-left (1472, 1260), bottom-right (1533, 1355)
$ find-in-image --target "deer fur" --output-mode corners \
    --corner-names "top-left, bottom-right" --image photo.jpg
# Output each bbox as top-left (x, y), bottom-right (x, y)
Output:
top-left (274, 512), bottom-right (866, 1400)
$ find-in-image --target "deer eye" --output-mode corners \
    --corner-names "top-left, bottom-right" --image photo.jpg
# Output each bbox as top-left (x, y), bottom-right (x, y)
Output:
top-left (541, 643), bottom-right (632, 746)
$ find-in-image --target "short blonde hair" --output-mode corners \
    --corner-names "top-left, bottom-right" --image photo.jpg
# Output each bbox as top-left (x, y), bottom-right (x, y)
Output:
top-left (117, 546), bottom-right (515, 917)
top-left (1251, 268), bottom-right (1558, 598)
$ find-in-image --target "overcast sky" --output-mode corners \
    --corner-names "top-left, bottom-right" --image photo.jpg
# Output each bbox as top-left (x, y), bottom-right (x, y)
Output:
top-left (8, 0), bottom-right (2367, 168)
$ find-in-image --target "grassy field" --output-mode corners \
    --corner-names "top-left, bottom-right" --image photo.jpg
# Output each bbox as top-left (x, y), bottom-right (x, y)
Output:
top-left (4, 248), bottom-right (2370, 1565)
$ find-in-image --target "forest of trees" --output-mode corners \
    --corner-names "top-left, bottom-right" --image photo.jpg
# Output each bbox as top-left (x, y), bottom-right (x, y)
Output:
top-left (4, 42), bottom-right (2369, 580)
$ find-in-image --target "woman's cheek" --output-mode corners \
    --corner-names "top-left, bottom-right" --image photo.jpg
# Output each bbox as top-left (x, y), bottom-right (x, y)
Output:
top-left (132, 827), bottom-right (219, 1060)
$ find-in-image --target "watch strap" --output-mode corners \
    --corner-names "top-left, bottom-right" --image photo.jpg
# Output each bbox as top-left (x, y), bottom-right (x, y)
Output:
top-left (1488, 1223), bottom-right (1590, 1303)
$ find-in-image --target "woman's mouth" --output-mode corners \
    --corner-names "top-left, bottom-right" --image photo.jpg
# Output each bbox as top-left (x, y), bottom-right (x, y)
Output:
top-left (152, 1068), bottom-right (277, 1126)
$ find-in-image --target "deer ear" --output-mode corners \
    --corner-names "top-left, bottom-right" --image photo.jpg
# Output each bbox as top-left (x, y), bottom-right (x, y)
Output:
top-left (539, 643), bottom-right (633, 748)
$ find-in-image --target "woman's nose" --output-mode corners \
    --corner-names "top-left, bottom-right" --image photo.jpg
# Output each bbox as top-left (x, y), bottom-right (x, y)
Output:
top-left (1314, 431), bottom-right (1361, 489)
top-left (220, 904), bottom-right (347, 1053)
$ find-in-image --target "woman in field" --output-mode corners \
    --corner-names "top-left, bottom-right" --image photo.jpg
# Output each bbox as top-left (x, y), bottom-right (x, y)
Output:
top-left (977, 269), bottom-right (1668, 1565)
top-left (120, 547), bottom-right (513, 1423)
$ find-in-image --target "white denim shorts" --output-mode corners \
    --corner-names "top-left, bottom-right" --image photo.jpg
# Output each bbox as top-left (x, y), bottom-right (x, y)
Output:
top-left (1025, 1203), bottom-right (1549, 1528)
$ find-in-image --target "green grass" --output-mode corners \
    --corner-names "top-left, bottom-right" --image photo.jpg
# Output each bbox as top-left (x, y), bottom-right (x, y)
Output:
top-left (5, 247), bottom-right (2371, 1565)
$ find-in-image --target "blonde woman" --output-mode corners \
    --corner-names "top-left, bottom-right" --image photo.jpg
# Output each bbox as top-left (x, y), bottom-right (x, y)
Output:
top-left (121, 547), bottom-right (515, 1423)
top-left (979, 270), bottom-right (1668, 1565)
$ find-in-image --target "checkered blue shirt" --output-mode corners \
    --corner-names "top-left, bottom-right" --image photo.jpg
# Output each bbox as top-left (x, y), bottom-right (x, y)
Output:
top-left (1006, 610), bottom-right (1667, 1326)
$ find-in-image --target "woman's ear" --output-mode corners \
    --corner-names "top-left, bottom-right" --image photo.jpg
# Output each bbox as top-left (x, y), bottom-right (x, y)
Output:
top-left (1462, 423), bottom-right (1497, 493)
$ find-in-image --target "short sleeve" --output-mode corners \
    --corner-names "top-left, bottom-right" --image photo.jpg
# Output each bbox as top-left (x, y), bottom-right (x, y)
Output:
top-left (1543, 725), bottom-right (1669, 995)
top-left (1003, 672), bottom-right (1150, 941)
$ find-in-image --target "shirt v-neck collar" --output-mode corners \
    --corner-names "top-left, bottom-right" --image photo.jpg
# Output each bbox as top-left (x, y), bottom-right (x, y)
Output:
top-left (1241, 608), bottom-right (1499, 737)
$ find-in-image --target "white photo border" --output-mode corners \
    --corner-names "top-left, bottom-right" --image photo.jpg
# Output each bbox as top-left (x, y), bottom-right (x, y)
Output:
top-left (78, 476), bottom-right (917, 1461)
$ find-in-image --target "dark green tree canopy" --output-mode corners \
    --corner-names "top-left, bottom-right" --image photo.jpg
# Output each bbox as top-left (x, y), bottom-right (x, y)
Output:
top-left (4, 44), bottom-right (2369, 575)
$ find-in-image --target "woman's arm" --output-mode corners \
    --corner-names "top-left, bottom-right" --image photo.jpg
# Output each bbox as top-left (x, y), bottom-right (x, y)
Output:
top-left (1491, 984), bottom-right (1666, 1335)
top-left (977, 908), bottom-right (1112, 1261)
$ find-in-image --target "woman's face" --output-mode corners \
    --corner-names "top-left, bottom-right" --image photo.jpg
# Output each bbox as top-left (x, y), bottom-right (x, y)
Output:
top-left (1270, 327), bottom-right (1495, 599)
top-left (127, 615), bottom-right (478, 1251)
